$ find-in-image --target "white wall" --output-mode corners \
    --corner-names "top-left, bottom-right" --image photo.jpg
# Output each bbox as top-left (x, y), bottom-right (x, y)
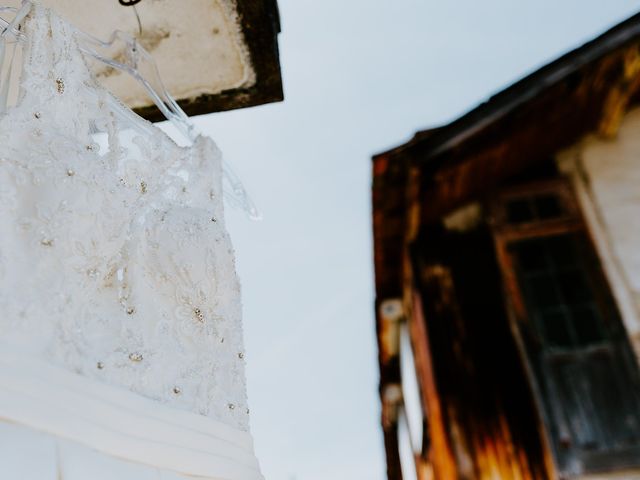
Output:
top-left (558, 107), bottom-right (640, 357)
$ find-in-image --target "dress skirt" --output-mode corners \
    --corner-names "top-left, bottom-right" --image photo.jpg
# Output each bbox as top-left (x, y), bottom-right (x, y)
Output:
top-left (0, 344), bottom-right (264, 480)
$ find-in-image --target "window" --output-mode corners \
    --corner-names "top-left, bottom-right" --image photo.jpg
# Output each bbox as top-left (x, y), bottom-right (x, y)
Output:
top-left (506, 193), bottom-right (563, 224)
top-left (512, 234), bottom-right (607, 349)
top-left (491, 179), bottom-right (640, 477)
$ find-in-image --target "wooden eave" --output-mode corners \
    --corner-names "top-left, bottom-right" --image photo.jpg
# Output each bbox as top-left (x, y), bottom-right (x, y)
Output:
top-left (373, 10), bottom-right (640, 294)
top-left (377, 10), bottom-right (640, 217)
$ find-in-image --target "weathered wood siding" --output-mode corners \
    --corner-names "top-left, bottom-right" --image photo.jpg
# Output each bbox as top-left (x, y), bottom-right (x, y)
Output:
top-left (412, 226), bottom-right (553, 480)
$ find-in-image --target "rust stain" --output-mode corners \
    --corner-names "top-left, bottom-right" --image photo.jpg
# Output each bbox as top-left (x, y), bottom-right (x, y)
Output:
top-left (374, 155), bottom-right (390, 177)
top-left (599, 47), bottom-right (640, 138)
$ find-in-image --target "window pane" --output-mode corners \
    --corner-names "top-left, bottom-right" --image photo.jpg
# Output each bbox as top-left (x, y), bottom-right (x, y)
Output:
top-left (558, 270), bottom-right (591, 304)
top-left (534, 194), bottom-right (562, 220)
top-left (507, 199), bottom-right (534, 224)
top-left (540, 310), bottom-right (573, 347)
top-left (515, 242), bottom-right (548, 272)
top-left (529, 275), bottom-right (560, 308)
top-left (513, 234), bottom-right (610, 350)
top-left (571, 306), bottom-right (605, 346)
top-left (546, 235), bottom-right (576, 269)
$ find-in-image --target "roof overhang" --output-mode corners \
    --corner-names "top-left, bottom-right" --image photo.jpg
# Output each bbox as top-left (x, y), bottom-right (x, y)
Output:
top-left (25, 0), bottom-right (283, 119)
top-left (374, 10), bottom-right (640, 224)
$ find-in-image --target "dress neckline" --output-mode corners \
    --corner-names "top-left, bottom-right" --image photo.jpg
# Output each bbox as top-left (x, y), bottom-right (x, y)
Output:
top-left (19, 3), bottom-right (204, 157)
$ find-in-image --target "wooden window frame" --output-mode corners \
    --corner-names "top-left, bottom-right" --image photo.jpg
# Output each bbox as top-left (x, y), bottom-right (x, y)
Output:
top-left (490, 178), bottom-right (640, 477)
top-left (490, 179), bottom-right (583, 320)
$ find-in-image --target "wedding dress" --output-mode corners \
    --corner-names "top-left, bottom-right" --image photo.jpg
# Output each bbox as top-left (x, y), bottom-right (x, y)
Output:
top-left (0, 3), bottom-right (263, 479)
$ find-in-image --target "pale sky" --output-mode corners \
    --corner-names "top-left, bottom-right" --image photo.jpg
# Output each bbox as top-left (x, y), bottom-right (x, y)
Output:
top-left (194, 2), bottom-right (640, 479)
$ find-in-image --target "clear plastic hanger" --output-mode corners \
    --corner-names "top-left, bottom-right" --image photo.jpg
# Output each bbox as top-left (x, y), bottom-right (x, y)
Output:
top-left (0, 1), bottom-right (29, 111)
top-left (0, 0), bottom-right (260, 220)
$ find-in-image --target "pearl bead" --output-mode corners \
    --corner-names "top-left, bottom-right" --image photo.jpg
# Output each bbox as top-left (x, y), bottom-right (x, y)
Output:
top-left (128, 352), bottom-right (143, 362)
top-left (238, 352), bottom-right (244, 359)
top-left (97, 361), bottom-right (104, 370)
top-left (34, 112), bottom-right (41, 119)
top-left (126, 307), bottom-right (135, 315)
top-left (173, 386), bottom-right (181, 395)
top-left (67, 169), bottom-right (75, 177)
top-left (228, 403), bottom-right (235, 410)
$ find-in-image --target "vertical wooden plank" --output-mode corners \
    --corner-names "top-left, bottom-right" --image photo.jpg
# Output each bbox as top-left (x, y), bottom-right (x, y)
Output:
top-left (410, 287), bottom-right (458, 480)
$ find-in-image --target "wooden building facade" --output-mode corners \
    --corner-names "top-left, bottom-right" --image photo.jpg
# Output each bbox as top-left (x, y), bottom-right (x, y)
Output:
top-left (373, 13), bottom-right (640, 480)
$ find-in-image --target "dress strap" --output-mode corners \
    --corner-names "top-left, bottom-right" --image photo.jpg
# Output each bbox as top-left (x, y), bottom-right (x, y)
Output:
top-left (20, 4), bottom-right (92, 102)
top-left (8, 4), bottom-right (106, 150)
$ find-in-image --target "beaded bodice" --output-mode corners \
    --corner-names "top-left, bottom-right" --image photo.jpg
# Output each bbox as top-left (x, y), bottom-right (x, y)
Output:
top-left (0, 4), bottom-right (250, 431)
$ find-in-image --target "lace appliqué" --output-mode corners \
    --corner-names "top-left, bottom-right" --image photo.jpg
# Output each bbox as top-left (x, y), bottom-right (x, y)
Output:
top-left (0, 6), bottom-right (250, 431)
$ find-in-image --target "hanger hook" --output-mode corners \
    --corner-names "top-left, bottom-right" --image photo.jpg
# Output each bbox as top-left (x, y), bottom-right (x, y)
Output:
top-left (117, 0), bottom-right (142, 36)
top-left (133, 6), bottom-right (142, 36)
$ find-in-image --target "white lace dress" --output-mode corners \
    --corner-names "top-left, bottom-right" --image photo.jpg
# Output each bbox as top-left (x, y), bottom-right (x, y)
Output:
top-left (0, 4), bottom-right (262, 479)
